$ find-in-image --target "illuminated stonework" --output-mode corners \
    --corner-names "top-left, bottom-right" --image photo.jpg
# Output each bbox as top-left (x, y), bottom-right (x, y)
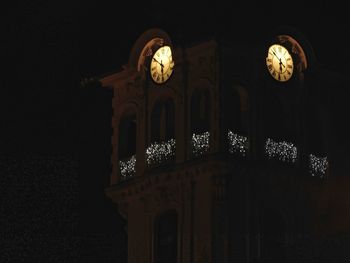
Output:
top-left (265, 138), bottom-right (298, 163)
top-left (119, 155), bottom-right (136, 180)
top-left (146, 138), bottom-right (176, 166)
top-left (192, 132), bottom-right (210, 157)
top-left (228, 130), bottom-right (249, 156)
top-left (309, 154), bottom-right (328, 178)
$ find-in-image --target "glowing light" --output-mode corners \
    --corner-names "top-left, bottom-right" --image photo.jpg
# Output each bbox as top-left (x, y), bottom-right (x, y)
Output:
top-left (192, 132), bottom-right (210, 157)
top-left (146, 138), bottom-right (176, 166)
top-left (119, 155), bottom-right (136, 180)
top-left (150, 45), bottom-right (174, 84)
top-left (266, 44), bottom-right (294, 82)
top-left (265, 138), bottom-right (297, 163)
top-left (309, 154), bottom-right (328, 178)
top-left (228, 130), bottom-right (248, 156)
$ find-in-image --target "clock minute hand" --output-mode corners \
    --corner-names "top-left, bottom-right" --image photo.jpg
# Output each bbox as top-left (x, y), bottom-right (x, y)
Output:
top-left (153, 57), bottom-right (164, 68)
top-left (271, 50), bottom-right (285, 66)
top-left (271, 50), bottom-right (279, 59)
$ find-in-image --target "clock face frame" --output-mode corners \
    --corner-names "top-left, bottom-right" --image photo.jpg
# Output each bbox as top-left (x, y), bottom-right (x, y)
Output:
top-left (150, 45), bottom-right (175, 84)
top-left (266, 44), bottom-right (294, 82)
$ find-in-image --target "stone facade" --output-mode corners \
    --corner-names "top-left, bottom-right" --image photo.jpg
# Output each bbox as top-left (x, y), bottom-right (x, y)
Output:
top-left (100, 28), bottom-right (349, 263)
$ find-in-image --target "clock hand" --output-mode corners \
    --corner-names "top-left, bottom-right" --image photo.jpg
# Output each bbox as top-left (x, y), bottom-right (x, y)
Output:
top-left (153, 57), bottom-right (164, 68)
top-left (271, 50), bottom-right (278, 58)
top-left (279, 58), bottom-right (285, 68)
top-left (270, 50), bottom-right (285, 71)
top-left (271, 50), bottom-right (286, 67)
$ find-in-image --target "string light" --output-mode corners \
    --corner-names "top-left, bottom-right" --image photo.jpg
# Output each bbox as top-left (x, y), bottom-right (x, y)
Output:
top-left (118, 136), bottom-right (329, 181)
top-left (265, 138), bottom-right (298, 163)
top-left (309, 154), bottom-right (328, 178)
top-left (192, 132), bottom-right (210, 157)
top-left (146, 138), bottom-right (176, 166)
top-left (119, 155), bottom-right (136, 180)
top-left (228, 130), bottom-right (248, 156)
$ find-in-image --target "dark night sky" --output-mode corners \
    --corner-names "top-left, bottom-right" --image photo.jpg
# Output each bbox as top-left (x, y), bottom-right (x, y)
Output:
top-left (1, 1), bottom-right (349, 261)
top-left (2, 1), bottom-right (349, 155)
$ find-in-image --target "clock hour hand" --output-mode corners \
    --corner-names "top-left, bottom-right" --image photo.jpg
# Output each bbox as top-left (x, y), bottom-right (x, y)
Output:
top-left (279, 58), bottom-right (285, 68)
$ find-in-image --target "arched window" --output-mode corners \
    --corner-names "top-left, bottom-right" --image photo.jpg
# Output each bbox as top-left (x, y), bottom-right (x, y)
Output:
top-left (119, 115), bottom-right (136, 159)
top-left (154, 211), bottom-right (177, 263)
top-left (191, 89), bottom-right (210, 134)
top-left (227, 85), bottom-right (249, 156)
top-left (191, 89), bottom-right (211, 157)
top-left (118, 112), bottom-right (137, 180)
top-left (306, 101), bottom-right (326, 156)
top-left (151, 98), bottom-right (175, 142)
top-left (264, 92), bottom-right (286, 141)
top-left (262, 90), bottom-right (298, 163)
top-left (228, 89), bottom-right (242, 131)
top-left (147, 98), bottom-right (176, 166)
top-left (306, 100), bottom-right (329, 178)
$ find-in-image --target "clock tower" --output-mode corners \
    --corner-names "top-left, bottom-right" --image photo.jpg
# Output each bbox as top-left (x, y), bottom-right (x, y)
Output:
top-left (96, 27), bottom-right (348, 263)
top-left (102, 28), bottom-right (222, 263)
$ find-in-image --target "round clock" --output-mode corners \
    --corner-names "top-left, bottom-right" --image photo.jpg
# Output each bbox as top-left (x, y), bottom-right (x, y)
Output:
top-left (266, 44), bottom-right (294, 82)
top-left (150, 45), bottom-right (175, 84)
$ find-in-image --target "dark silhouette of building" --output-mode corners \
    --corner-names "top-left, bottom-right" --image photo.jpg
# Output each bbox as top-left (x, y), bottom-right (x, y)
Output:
top-left (95, 27), bottom-right (349, 263)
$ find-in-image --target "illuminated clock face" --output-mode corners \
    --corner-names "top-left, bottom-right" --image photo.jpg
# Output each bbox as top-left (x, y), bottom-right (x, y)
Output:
top-left (266, 44), bottom-right (294, 82)
top-left (150, 45), bottom-right (175, 84)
